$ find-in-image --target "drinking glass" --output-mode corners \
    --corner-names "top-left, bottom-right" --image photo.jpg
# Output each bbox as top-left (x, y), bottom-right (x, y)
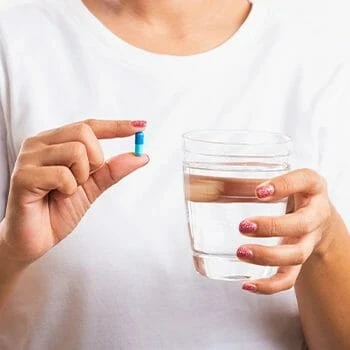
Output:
top-left (183, 130), bottom-right (293, 281)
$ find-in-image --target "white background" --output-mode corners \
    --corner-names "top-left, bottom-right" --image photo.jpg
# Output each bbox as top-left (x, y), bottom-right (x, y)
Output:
top-left (0, 0), bottom-right (31, 10)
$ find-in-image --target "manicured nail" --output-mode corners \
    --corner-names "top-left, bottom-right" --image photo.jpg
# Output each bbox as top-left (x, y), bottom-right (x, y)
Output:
top-left (237, 247), bottom-right (254, 259)
top-left (239, 220), bottom-right (257, 234)
top-left (256, 184), bottom-right (274, 199)
top-left (131, 120), bottom-right (147, 128)
top-left (242, 283), bottom-right (257, 293)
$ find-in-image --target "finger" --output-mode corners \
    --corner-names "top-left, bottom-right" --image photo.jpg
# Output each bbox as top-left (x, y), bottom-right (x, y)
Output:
top-left (11, 166), bottom-right (78, 200)
top-left (38, 119), bottom-right (147, 141)
top-left (255, 168), bottom-right (326, 201)
top-left (242, 265), bottom-right (301, 295)
top-left (84, 119), bottom-right (147, 139)
top-left (239, 206), bottom-right (323, 238)
top-left (236, 234), bottom-right (316, 266)
top-left (185, 176), bottom-right (263, 203)
top-left (37, 120), bottom-right (147, 170)
top-left (37, 122), bottom-right (103, 170)
top-left (82, 153), bottom-right (149, 203)
top-left (19, 142), bottom-right (90, 185)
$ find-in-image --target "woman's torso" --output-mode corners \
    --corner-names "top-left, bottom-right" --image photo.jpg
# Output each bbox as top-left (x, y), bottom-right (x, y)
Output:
top-left (0, 0), bottom-right (347, 348)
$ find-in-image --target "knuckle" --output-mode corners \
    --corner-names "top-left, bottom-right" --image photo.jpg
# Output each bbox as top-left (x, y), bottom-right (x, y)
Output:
top-left (76, 122), bottom-right (93, 140)
top-left (21, 136), bottom-right (39, 150)
top-left (36, 127), bottom-right (56, 137)
top-left (300, 215), bottom-right (314, 233)
top-left (11, 167), bottom-right (32, 188)
top-left (294, 247), bottom-right (307, 265)
top-left (56, 166), bottom-right (71, 180)
top-left (71, 142), bottom-right (86, 159)
top-left (266, 253), bottom-right (278, 266)
top-left (313, 179), bottom-right (325, 194)
top-left (91, 147), bottom-right (105, 169)
top-left (267, 217), bottom-right (279, 236)
top-left (113, 120), bottom-right (122, 129)
top-left (323, 201), bottom-right (333, 221)
top-left (278, 175), bottom-right (291, 194)
top-left (11, 168), bottom-right (25, 184)
top-left (16, 152), bottom-right (30, 165)
top-left (92, 157), bottom-right (104, 170)
top-left (83, 118), bottom-right (96, 128)
top-left (300, 168), bottom-right (324, 192)
top-left (279, 281), bottom-right (295, 292)
top-left (283, 274), bottom-right (297, 290)
top-left (79, 172), bottom-right (90, 184)
top-left (72, 164), bottom-right (90, 185)
top-left (301, 168), bottom-right (317, 178)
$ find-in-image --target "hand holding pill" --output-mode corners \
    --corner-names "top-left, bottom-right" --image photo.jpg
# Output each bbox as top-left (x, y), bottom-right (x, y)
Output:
top-left (2, 119), bottom-right (149, 267)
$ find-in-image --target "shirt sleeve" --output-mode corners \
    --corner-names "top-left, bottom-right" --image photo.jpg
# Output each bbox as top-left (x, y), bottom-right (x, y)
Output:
top-left (313, 62), bottom-right (350, 229)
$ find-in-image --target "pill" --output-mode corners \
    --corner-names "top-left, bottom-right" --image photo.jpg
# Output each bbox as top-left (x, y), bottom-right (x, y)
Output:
top-left (135, 131), bottom-right (144, 156)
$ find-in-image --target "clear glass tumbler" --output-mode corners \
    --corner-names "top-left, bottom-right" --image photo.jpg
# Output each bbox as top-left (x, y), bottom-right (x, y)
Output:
top-left (183, 130), bottom-right (293, 281)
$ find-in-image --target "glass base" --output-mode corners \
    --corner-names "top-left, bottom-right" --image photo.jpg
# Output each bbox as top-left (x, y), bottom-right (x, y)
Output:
top-left (193, 252), bottom-right (276, 281)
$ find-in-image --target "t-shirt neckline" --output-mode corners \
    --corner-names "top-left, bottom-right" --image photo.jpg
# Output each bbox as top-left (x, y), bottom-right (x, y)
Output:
top-left (64, 0), bottom-right (269, 72)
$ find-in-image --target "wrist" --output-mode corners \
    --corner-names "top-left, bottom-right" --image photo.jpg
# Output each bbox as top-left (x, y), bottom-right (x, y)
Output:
top-left (0, 221), bottom-right (29, 280)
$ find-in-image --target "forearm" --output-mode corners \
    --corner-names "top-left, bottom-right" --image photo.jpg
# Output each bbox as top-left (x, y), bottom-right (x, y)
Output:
top-left (295, 210), bottom-right (350, 350)
top-left (0, 260), bottom-right (24, 310)
top-left (0, 223), bottom-right (27, 310)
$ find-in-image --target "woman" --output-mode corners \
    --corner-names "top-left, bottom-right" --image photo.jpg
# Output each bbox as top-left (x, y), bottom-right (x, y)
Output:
top-left (0, 0), bottom-right (349, 349)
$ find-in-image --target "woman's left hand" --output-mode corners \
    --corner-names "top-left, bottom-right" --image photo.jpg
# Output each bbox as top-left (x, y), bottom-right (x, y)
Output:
top-left (237, 168), bottom-right (338, 294)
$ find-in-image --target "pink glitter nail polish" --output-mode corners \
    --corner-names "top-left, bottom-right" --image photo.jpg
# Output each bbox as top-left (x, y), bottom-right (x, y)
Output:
top-left (256, 184), bottom-right (275, 199)
top-left (131, 120), bottom-right (147, 128)
top-left (237, 247), bottom-right (254, 259)
top-left (239, 220), bottom-right (257, 234)
top-left (242, 284), bottom-right (258, 293)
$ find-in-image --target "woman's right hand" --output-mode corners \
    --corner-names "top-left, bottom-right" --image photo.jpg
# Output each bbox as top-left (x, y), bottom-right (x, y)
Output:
top-left (0, 119), bottom-right (148, 268)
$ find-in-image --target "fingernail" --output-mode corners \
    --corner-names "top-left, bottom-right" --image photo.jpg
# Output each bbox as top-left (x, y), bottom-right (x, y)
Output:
top-left (131, 120), bottom-right (147, 128)
top-left (237, 247), bottom-right (254, 259)
top-left (256, 184), bottom-right (274, 199)
top-left (242, 283), bottom-right (257, 293)
top-left (136, 153), bottom-right (150, 162)
top-left (239, 220), bottom-right (257, 234)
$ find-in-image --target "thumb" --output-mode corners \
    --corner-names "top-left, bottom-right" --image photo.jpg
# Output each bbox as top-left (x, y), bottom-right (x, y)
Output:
top-left (87, 152), bottom-right (149, 197)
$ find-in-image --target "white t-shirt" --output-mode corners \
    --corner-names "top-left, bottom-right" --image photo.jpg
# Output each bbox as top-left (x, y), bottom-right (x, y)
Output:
top-left (0, 0), bottom-right (349, 349)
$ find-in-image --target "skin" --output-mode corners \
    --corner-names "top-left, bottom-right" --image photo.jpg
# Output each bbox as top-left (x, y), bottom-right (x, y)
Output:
top-left (82, 0), bottom-right (252, 55)
top-left (0, 119), bottom-right (149, 305)
top-left (0, 0), bottom-right (349, 348)
top-left (237, 171), bottom-right (350, 350)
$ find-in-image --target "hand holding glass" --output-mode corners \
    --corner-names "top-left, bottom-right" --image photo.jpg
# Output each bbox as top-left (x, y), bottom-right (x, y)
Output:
top-left (183, 130), bottom-right (293, 281)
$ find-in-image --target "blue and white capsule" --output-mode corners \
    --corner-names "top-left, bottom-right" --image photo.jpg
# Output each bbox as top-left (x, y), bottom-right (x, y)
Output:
top-left (135, 131), bottom-right (144, 156)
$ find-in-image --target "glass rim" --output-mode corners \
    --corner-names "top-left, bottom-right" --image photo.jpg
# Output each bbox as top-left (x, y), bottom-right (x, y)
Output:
top-left (182, 129), bottom-right (292, 146)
